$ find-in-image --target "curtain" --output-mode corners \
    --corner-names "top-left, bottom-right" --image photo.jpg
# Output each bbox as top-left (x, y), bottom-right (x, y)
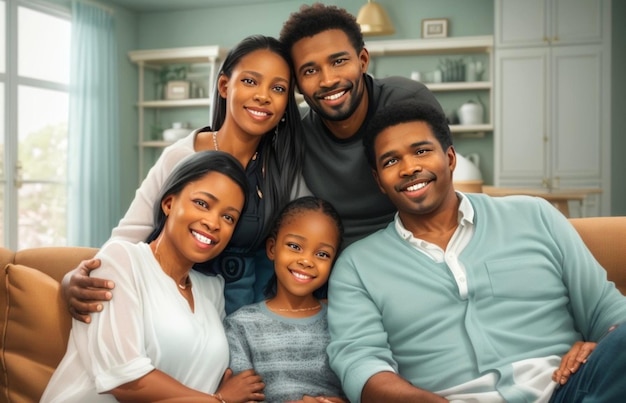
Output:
top-left (67, 1), bottom-right (120, 247)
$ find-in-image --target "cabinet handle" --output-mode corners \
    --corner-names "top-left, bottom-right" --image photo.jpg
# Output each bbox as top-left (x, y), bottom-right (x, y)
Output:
top-left (552, 36), bottom-right (559, 43)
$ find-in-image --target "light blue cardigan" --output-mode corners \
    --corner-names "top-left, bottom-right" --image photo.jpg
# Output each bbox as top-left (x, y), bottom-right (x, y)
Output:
top-left (327, 194), bottom-right (626, 402)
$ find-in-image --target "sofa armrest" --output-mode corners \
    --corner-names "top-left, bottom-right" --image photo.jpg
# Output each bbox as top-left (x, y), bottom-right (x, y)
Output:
top-left (14, 247), bottom-right (98, 283)
top-left (569, 217), bottom-right (626, 295)
top-left (1, 264), bottom-right (73, 402)
top-left (0, 246), bottom-right (97, 402)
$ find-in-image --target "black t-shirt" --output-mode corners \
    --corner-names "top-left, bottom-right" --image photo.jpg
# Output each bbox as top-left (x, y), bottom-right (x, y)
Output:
top-left (301, 74), bottom-right (443, 246)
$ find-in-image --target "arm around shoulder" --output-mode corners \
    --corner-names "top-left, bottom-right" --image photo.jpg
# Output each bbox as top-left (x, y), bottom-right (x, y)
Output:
top-left (62, 256), bottom-right (113, 323)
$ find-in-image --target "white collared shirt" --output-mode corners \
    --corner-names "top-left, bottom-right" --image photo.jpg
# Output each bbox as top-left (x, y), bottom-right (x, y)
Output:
top-left (394, 191), bottom-right (475, 299)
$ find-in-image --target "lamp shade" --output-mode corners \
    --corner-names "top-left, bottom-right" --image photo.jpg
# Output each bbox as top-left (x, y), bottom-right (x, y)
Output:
top-left (356, 0), bottom-right (395, 36)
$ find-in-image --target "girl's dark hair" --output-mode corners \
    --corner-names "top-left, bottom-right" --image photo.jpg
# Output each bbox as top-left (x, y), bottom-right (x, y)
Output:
top-left (146, 150), bottom-right (249, 243)
top-left (279, 3), bottom-right (365, 57)
top-left (363, 101), bottom-right (454, 170)
top-left (212, 35), bottom-right (305, 241)
top-left (263, 196), bottom-right (344, 300)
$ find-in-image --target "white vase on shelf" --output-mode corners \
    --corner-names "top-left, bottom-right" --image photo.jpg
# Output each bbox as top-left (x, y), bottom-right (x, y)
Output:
top-left (162, 122), bottom-right (191, 142)
top-left (454, 153), bottom-right (483, 193)
top-left (458, 100), bottom-right (483, 125)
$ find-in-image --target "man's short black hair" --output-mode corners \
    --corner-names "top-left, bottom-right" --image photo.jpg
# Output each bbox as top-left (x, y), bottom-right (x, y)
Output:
top-left (279, 3), bottom-right (365, 56)
top-left (363, 101), bottom-right (453, 170)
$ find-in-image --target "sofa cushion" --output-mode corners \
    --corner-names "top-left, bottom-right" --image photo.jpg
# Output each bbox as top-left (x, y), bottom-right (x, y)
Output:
top-left (1, 264), bottom-right (72, 403)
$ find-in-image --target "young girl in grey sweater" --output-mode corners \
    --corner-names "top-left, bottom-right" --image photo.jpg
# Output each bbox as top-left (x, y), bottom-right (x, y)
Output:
top-left (224, 196), bottom-right (347, 403)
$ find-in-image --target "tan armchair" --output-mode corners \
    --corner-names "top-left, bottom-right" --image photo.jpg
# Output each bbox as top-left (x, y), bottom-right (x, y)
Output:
top-left (1, 217), bottom-right (625, 402)
top-left (0, 247), bottom-right (97, 403)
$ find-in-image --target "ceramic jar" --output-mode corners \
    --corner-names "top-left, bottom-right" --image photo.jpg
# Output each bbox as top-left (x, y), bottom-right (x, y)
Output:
top-left (454, 153), bottom-right (483, 193)
top-left (458, 100), bottom-right (483, 125)
top-left (162, 122), bottom-right (191, 142)
top-left (454, 153), bottom-right (482, 181)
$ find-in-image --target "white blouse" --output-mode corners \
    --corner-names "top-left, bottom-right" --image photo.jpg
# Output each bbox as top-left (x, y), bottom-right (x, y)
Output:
top-left (41, 240), bottom-right (228, 402)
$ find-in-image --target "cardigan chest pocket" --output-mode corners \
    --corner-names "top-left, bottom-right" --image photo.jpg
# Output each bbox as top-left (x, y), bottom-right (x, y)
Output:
top-left (484, 257), bottom-right (564, 300)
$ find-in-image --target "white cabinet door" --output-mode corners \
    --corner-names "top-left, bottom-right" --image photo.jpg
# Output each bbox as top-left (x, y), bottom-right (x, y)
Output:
top-left (550, 45), bottom-right (603, 184)
top-left (495, 45), bottom-right (606, 217)
top-left (496, 0), bottom-right (547, 48)
top-left (496, 0), bottom-right (604, 48)
top-left (552, 0), bottom-right (604, 45)
top-left (495, 47), bottom-right (548, 186)
top-left (494, 0), bottom-right (610, 216)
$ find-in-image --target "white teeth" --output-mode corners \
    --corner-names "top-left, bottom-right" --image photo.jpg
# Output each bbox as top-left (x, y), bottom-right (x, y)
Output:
top-left (324, 91), bottom-right (345, 101)
top-left (406, 182), bottom-right (427, 192)
top-left (248, 109), bottom-right (268, 117)
top-left (192, 231), bottom-right (213, 245)
top-left (291, 271), bottom-right (312, 280)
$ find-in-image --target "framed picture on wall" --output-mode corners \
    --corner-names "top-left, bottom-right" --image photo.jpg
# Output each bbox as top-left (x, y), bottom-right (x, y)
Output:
top-left (422, 18), bottom-right (449, 39)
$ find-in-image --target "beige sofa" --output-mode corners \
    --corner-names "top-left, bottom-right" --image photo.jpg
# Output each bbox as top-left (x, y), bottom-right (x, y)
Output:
top-left (1, 218), bottom-right (625, 402)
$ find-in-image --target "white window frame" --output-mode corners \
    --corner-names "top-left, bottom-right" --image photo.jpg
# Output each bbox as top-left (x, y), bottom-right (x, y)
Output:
top-left (2, 0), bottom-right (71, 249)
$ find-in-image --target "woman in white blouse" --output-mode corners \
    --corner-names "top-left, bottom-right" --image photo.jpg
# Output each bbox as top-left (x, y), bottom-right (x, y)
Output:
top-left (41, 151), bottom-right (265, 403)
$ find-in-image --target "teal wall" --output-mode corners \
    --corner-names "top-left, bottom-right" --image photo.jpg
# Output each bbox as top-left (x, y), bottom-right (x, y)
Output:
top-left (111, 0), bottom-right (623, 215)
top-left (133, 0), bottom-right (493, 49)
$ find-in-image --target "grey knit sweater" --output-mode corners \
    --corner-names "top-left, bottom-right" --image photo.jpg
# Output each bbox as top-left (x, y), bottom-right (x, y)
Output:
top-left (223, 302), bottom-right (345, 402)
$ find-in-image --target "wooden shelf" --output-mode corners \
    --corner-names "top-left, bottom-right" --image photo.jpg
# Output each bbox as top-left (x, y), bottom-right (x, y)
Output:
top-left (366, 36), bottom-right (493, 56)
top-left (427, 81), bottom-right (491, 91)
top-left (138, 98), bottom-right (212, 108)
top-left (129, 45), bottom-right (227, 182)
top-left (450, 124), bottom-right (493, 133)
top-left (141, 140), bottom-right (174, 147)
top-left (128, 45), bottom-right (227, 65)
top-left (366, 36), bottom-right (494, 139)
top-left (483, 186), bottom-right (602, 217)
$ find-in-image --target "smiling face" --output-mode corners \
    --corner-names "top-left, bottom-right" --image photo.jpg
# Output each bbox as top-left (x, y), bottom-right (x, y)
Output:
top-left (218, 49), bottom-right (290, 138)
top-left (161, 171), bottom-right (245, 266)
top-left (266, 209), bottom-right (340, 301)
top-left (290, 29), bottom-right (369, 135)
top-left (372, 120), bottom-right (458, 222)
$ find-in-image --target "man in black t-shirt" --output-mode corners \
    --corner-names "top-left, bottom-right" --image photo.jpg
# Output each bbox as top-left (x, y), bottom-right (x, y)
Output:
top-left (280, 3), bottom-right (443, 246)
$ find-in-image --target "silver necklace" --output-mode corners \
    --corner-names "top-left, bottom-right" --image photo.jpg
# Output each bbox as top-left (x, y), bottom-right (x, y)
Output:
top-left (212, 131), bottom-right (219, 151)
top-left (178, 276), bottom-right (192, 290)
top-left (151, 240), bottom-right (192, 291)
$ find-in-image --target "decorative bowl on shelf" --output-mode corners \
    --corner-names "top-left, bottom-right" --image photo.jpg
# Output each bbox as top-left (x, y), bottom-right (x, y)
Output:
top-left (162, 122), bottom-right (191, 142)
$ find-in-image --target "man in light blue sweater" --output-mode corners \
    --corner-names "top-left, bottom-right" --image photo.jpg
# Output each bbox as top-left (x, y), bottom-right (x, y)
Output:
top-left (326, 100), bottom-right (626, 403)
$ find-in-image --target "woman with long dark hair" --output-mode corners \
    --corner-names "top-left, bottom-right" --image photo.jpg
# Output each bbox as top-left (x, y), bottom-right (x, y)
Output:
top-left (63, 35), bottom-right (307, 319)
